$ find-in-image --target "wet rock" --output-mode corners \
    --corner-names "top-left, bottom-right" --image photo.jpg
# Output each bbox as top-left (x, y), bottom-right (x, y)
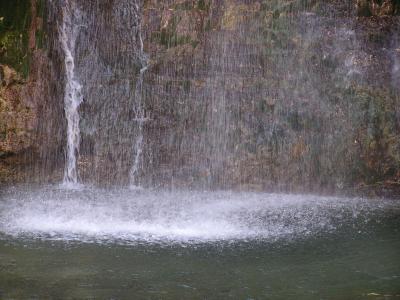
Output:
top-left (1, 0), bottom-right (399, 196)
top-left (140, 0), bottom-right (400, 194)
top-left (0, 0), bottom-right (64, 184)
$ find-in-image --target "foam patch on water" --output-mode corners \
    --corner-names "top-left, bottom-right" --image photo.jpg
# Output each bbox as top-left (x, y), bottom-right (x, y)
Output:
top-left (0, 185), bottom-right (397, 244)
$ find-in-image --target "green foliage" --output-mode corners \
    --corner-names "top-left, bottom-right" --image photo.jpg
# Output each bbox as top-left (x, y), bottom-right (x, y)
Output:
top-left (0, 0), bottom-right (31, 77)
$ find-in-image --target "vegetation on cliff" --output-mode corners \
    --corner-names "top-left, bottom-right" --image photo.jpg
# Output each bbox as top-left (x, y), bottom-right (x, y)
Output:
top-left (0, 0), bottom-right (47, 183)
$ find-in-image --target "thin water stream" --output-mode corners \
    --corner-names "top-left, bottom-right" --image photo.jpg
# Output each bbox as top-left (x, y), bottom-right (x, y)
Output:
top-left (129, 1), bottom-right (149, 188)
top-left (59, 0), bottom-right (84, 186)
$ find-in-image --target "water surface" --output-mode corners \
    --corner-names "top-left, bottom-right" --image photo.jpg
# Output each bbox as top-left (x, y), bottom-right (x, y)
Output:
top-left (0, 185), bottom-right (399, 299)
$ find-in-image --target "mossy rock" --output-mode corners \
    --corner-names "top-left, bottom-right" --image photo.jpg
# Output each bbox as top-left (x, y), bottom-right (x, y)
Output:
top-left (0, 0), bottom-right (32, 78)
top-left (346, 86), bottom-right (400, 184)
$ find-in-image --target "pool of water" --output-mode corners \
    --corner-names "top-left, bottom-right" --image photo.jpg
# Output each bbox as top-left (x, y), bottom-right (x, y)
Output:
top-left (0, 185), bottom-right (399, 299)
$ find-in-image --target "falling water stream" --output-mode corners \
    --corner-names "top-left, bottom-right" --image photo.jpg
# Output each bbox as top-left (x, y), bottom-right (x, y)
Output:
top-left (129, 2), bottom-right (149, 188)
top-left (59, 0), bottom-right (83, 186)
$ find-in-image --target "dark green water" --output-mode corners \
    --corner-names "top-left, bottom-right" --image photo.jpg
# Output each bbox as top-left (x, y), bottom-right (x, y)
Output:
top-left (0, 216), bottom-right (399, 299)
top-left (0, 187), bottom-right (399, 299)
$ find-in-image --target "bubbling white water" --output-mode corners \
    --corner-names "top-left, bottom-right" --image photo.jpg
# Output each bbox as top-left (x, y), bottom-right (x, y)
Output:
top-left (0, 186), bottom-right (396, 245)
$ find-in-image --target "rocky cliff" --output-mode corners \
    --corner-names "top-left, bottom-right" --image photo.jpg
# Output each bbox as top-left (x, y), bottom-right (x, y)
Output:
top-left (0, 0), bottom-right (38, 182)
top-left (0, 0), bottom-right (65, 184)
top-left (140, 0), bottom-right (400, 195)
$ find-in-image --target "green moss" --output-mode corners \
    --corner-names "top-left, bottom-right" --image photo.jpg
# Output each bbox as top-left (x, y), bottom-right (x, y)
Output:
top-left (204, 19), bottom-right (212, 31)
top-left (35, 0), bottom-right (47, 50)
top-left (36, 0), bottom-right (45, 18)
top-left (153, 28), bottom-right (194, 49)
top-left (0, 132), bottom-right (6, 142)
top-left (197, 0), bottom-right (210, 11)
top-left (174, 2), bottom-right (193, 10)
top-left (0, 0), bottom-right (31, 77)
top-left (183, 80), bottom-right (191, 93)
top-left (190, 40), bottom-right (199, 48)
top-left (345, 86), bottom-right (400, 184)
top-left (173, 0), bottom-right (209, 11)
top-left (35, 29), bottom-right (44, 49)
top-left (153, 14), bottom-right (180, 48)
top-left (369, 32), bottom-right (387, 45)
top-left (287, 111), bottom-right (303, 131)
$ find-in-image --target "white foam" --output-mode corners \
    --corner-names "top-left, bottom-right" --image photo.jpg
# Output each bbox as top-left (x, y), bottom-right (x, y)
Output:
top-left (0, 186), bottom-right (396, 244)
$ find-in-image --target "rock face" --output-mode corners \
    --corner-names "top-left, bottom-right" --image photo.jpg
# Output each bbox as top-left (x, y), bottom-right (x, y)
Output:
top-left (0, 65), bottom-right (33, 156)
top-left (0, 0), bottom-right (65, 183)
top-left (140, 0), bottom-right (400, 194)
top-left (0, 1), bottom-right (36, 182)
top-left (1, 0), bottom-right (399, 196)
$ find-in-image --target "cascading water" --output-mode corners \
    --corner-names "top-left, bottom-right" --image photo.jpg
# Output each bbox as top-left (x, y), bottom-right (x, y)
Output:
top-left (59, 0), bottom-right (84, 186)
top-left (129, 2), bottom-right (149, 188)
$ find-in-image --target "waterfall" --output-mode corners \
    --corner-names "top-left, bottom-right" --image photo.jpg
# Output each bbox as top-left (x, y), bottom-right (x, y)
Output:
top-left (59, 0), bottom-right (83, 186)
top-left (129, 2), bottom-right (149, 188)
